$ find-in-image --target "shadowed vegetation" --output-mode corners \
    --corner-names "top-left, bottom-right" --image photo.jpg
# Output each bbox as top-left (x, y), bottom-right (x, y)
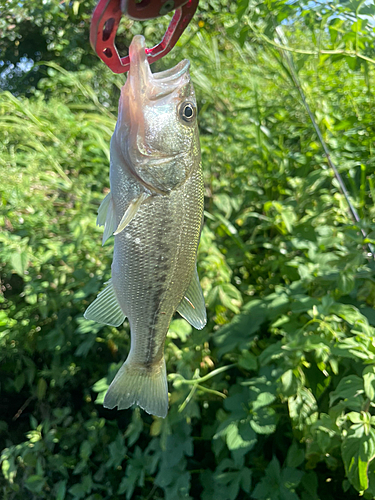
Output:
top-left (2, 0), bottom-right (375, 498)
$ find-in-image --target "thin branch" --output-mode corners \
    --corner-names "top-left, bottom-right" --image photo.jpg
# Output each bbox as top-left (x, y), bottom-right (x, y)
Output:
top-left (178, 384), bottom-right (198, 413)
top-left (245, 21), bottom-right (375, 66)
top-left (177, 364), bottom-right (234, 412)
top-left (274, 26), bottom-right (374, 259)
top-left (179, 364), bottom-right (235, 385)
top-left (12, 396), bottom-right (35, 421)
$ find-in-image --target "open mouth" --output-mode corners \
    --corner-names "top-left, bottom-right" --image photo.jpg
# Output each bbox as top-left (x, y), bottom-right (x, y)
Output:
top-left (128, 35), bottom-right (190, 98)
top-left (153, 59), bottom-right (190, 81)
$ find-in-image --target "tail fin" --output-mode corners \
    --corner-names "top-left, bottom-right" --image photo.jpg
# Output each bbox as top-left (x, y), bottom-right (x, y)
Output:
top-left (103, 357), bottom-right (168, 418)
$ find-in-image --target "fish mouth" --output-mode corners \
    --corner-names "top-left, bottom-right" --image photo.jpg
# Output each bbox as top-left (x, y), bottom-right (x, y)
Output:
top-left (153, 59), bottom-right (190, 82)
top-left (128, 35), bottom-right (190, 99)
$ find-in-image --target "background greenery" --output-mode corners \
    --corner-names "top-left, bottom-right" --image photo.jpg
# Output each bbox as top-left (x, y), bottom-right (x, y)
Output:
top-left (2, 0), bottom-right (375, 498)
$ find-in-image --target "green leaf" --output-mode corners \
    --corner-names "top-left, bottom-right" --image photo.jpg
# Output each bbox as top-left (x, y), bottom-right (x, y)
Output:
top-left (252, 391), bottom-right (276, 411)
top-left (252, 457), bottom-right (303, 500)
top-left (337, 273), bottom-right (355, 295)
top-left (330, 375), bottom-right (364, 408)
top-left (1, 455), bottom-right (17, 483)
top-left (36, 378), bottom-right (47, 400)
top-left (218, 283), bottom-right (243, 314)
top-left (363, 366), bottom-right (375, 401)
top-left (75, 336), bottom-right (96, 357)
top-left (213, 193), bottom-right (233, 218)
top-left (220, 421), bottom-right (257, 452)
top-left (238, 350), bottom-right (257, 371)
top-left (309, 413), bottom-right (341, 455)
top-left (286, 441), bottom-right (305, 468)
top-left (55, 480), bottom-right (67, 500)
top-left (92, 377), bottom-right (109, 393)
top-left (288, 388), bottom-right (318, 431)
top-left (68, 475), bottom-right (93, 499)
top-left (14, 373), bottom-right (25, 393)
top-left (215, 299), bottom-right (266, 357)
top-left (280, 370), bottom-right (299, 398)
top-left (281, 207), bottom-right (297, 233)
top-left (11, 251), bottom-right (28, 276)
top-left (240, 467), bottom-right (252, 493)
top-left (300, 472), bottom-right (319, 500)
top-left (250, 406), bottom-right (277, 435)
top-left (329, 303), bottom-right (366, 326)
top-left (80, 441), bottom-right (92, 462)
top-left (236, 0), bottom-right (249, 19)
top-left (25, 475), bottom-right (46, 494)
top-left (124, 408), bottom-right (143, 447)
top-left (342, 424), bottom-right (375, 493)
top-left (106, 433), bottom-right (127, 469)
top-left (167, 319), bottom-right (192, 342)
top-left (25, 293), bottom-right (38, 305)
top-left (72, 1), bottom-right (80, 16)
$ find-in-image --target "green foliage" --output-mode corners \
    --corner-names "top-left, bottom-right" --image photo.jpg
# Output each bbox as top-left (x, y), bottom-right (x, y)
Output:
top-left (0, 0), bottom-right (231, 96)
top-left (2, 2), bottom-right (375, 499)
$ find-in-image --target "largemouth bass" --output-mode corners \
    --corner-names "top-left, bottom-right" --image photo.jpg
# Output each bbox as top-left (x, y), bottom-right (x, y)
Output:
top-left (84, 35), bottom-right (206, 418)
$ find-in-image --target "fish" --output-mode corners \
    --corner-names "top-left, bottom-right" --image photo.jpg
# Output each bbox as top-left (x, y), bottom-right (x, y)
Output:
top-left (84, 35), bottom-right (206, 418)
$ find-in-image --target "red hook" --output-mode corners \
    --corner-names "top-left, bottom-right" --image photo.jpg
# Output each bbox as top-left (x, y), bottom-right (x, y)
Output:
top-left (90, 0), bottom-right (199, 74)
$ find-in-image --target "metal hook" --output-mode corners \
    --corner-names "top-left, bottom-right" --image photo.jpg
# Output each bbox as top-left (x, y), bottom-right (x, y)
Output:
top-left (90, 0), bottom-right (199, 74)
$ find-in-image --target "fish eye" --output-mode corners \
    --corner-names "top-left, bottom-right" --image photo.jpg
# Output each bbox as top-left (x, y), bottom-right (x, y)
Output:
top-left (179, 102), bottom-right (196, 123)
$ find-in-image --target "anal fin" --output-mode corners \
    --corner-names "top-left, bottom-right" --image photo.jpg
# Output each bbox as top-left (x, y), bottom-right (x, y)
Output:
top-left (177, 267), bottom-right (207, 330)
top-left (84, 279), bottom-right (126, 327)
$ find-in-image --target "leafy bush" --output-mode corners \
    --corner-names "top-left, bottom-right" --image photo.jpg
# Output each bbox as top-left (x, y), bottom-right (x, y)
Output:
top-left (2, 4), bottom-right (375, 499)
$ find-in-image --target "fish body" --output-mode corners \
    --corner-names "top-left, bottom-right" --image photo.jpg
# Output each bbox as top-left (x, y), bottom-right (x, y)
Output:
top-left (84, 36), bottom-right (206, 418)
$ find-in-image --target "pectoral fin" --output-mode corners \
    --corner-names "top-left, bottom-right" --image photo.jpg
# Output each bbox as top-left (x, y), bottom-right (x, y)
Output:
top-left (97, 192), bottom-right (116, 245)
top-left (97, 191), bottom-right (148, 244)
top-left (177, 267), bottom-right (207, 330)
top-left (114, 192), bottom-right (149, 236)
top-left (84, 279), bottom-right (126, 327)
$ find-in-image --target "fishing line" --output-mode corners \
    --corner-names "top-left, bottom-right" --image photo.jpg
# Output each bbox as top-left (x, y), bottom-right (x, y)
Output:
top-left (275, 25), bottom-right (374, 260)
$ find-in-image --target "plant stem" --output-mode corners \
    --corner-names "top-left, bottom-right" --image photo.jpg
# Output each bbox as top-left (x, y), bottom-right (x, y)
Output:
top-left (180, 364), bottom-right (235, 385)
top-left (274, 26), bottom-right (374, 260)
top-left (245, 20), bottom-right (375, 66)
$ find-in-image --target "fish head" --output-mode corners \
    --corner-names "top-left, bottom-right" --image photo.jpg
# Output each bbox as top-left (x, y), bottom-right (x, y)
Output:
top-left (114, 35), bottom-right (200, 193)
